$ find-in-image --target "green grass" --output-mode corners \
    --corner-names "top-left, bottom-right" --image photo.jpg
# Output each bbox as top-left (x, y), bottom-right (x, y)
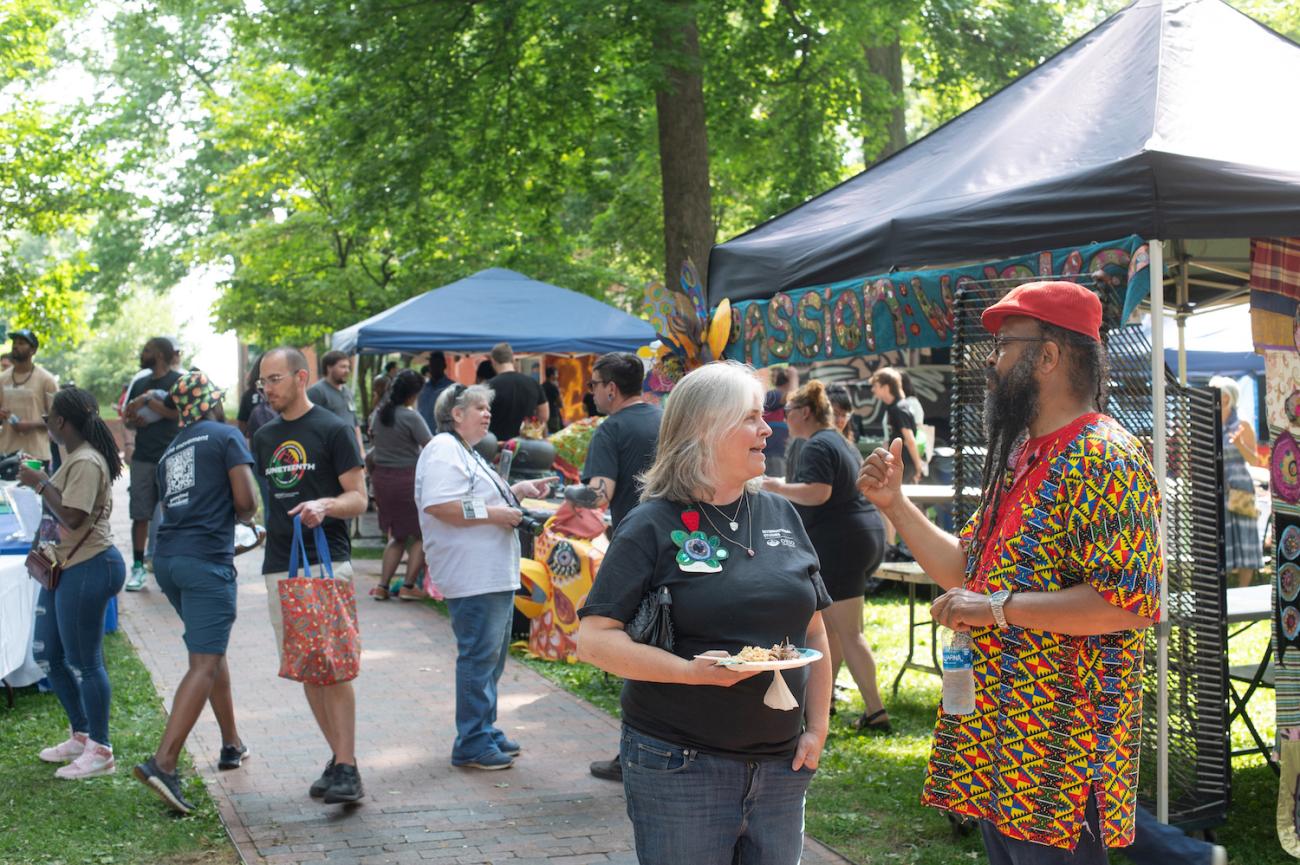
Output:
top-left (0, 632), bottom-right (237, 865)
top-left (512, 585), bottom-right (1289, 865)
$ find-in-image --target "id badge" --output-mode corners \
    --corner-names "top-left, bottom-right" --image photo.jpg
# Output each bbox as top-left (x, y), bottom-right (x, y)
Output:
top-left (460, 497), bottom-right (488, 520)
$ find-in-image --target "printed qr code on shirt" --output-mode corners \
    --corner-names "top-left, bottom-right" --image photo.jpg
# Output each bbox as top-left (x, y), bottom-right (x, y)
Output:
top-left (166, 447), bottom-right (196, 495)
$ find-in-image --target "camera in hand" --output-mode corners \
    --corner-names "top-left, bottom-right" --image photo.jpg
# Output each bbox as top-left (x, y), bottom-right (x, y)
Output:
top-left (516, 509), bottom-right (549, 536)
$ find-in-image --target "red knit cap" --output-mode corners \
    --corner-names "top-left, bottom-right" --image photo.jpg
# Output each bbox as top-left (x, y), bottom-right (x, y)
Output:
top-left (981, 280), bottom-right (1102, 342)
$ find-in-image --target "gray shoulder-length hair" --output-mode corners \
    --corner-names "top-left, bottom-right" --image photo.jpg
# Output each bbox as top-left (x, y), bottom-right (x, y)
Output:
top-left (433, 383), bottom-right (494, 432)
top-left (639, 361), bottom-right (765, 504)
top-left (1208, 375), bottom-right (1239, 409)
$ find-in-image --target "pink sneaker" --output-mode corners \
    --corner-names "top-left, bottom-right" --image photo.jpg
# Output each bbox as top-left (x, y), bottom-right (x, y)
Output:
top-left (39, 731), bottom-right (88, 763)
top-left (55, 740), bottom-right (115, 779)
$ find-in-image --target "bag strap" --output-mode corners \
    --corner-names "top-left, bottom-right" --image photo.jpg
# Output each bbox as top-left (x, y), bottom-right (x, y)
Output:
top-left (62, 496), bottom-right (110, 564)
top-left (287, 514), bottom-right (335, 580)
top-left (310, 523), bottom-right (334, 579)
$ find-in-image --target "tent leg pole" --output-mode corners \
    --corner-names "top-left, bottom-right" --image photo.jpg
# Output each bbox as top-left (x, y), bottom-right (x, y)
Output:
top-left (1149, 239), bottom-right (1169, 824)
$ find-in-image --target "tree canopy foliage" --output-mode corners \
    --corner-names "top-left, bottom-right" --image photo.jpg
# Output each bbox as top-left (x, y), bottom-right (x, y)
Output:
top-left (7, 0), bottom-right (1300, 348)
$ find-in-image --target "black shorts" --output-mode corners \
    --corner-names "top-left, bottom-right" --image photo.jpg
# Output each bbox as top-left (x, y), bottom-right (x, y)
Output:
top-left (809, 518), bottom-right (885, 602)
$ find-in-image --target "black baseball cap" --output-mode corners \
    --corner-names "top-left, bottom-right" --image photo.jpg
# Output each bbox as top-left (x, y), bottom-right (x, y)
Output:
top-left (9, 328), bottom-right (38, 350)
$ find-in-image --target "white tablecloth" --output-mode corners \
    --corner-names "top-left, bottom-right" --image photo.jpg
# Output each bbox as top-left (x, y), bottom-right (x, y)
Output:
top-left (0, 554), bottom-right (42, 687)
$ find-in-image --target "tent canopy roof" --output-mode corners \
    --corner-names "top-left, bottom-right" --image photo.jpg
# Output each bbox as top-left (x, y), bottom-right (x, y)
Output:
top-left (332, 268), bottom-right (656, 355)
top-left (708, 0), bottom-right (1300, 306)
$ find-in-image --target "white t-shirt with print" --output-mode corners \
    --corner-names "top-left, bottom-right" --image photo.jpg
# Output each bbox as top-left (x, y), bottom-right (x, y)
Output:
top-left (414, 433), bottom-right (521, 600)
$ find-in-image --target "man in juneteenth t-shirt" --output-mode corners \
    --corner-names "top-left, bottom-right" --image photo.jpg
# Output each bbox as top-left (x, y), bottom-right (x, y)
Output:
top-left (253, 347), bottom-right (368, 805)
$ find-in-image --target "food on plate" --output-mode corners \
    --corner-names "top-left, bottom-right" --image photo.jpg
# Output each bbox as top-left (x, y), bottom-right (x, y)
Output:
top-left (734, 639), bottom-right (802, 662)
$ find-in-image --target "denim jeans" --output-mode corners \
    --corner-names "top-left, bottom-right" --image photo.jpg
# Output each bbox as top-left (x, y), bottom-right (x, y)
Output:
top-left (1126, 804), bottom-right (1217, 865)
top-left (980, 793), bottom-right (1107, 865)
top-left (619, 725), bottom-right (815, 865)
top-left (445, 590), bottom-right (515, 762)
top-left (33, 547), bottom-right (127, 746)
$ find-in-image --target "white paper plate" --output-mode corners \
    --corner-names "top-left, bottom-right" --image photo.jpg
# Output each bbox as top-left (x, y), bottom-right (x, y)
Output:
top-left (695, 647), bottom-right (822, 671)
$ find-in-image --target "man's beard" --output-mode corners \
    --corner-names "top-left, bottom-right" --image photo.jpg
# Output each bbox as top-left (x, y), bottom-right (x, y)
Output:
top-left (983, 351), bottom-right (1041, 456)
top-left (10, 348), bottom-right (30, 363)
top-left (139, 354), bottom-right (153, 370)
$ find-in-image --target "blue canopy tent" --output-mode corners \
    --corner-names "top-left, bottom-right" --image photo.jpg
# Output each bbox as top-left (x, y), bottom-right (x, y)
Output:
top-left (331, 268), bottom-right (656, 355)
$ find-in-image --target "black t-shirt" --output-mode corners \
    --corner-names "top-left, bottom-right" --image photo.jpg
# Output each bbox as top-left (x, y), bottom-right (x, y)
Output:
top-left (252, 406), bottom-right (363, 573)
top-left (128, 370), bottom-right (182, 463)
top-left (543, 381), bottom-right (562, 415)
top-left (579, 493), bottom-right (832, 759)
top-left (884, 402), bottom-right (919, 478)
top-left (581, 402), bottom-right (662, 530)
top-left (488, 371), bottom-right (546, 441)
top-left (791, 429), bottom-right (877, 533)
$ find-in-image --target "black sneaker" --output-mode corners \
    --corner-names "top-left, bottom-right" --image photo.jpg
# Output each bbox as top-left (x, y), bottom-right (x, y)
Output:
top-left (589, 754), bottom-right (622, 782)
top-left (218, 743), bottom-right (249, 771)
top-left (308, 757), bottom-right (336, 798)
top-left (323, 763), bottom-right (364, 804)
top-left (133, 757), bottom-right (194, 815)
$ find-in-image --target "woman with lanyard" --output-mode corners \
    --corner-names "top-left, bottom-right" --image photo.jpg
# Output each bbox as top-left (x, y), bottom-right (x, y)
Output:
top-left (414, 383), bottom-right (556, 770)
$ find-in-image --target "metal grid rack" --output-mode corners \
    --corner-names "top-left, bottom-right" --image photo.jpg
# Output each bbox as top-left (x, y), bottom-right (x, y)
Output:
top-left (949, 280), bottom-right (1230, 829)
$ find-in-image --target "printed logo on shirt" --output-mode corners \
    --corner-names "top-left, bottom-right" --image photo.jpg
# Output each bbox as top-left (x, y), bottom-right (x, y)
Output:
top-left (761, 528), bottom-right (798, 548)
top-left (266, 440), bottom-right (316, 490)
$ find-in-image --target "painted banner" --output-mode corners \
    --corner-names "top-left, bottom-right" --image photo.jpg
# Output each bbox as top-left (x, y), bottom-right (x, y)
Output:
top-left (724, 235), bottom-right (1150, 366)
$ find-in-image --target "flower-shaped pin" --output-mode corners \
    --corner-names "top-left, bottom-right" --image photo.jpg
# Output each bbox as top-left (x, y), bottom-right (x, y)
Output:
top-left (672, 510), bottom-right (728, 573)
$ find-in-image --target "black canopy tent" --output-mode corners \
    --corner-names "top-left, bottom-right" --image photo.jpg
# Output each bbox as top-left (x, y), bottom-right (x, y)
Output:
top-left (707, 0), bottom-right (1300, 826)
top-left (707, 0), bottom-right (1300, 309)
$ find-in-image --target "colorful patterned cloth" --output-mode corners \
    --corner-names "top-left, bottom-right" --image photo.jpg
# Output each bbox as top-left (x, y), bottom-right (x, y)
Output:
top-left (921, 413), bottom-right (1162, 850)
top-left (1251, 238), bottom-right (1300, 353)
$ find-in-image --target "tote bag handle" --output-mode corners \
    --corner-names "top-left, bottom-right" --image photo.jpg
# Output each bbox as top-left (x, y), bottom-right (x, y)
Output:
top-left (287, 514), bottom-right (336, 580)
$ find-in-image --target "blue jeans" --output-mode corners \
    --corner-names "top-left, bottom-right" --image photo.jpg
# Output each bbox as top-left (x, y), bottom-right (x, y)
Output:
top-left (1126, 804), bottom-right (1217, 865)
top-left (445, 590), bottom-right (515, 762)
top-left (619, 725), bottom-right (815, 865)
top-left (33, 547), bottom-right (127, 746)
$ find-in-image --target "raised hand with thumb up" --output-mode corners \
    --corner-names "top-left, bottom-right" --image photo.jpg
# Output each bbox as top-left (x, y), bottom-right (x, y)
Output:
top-left (857, 437), bottom-right (905, 511)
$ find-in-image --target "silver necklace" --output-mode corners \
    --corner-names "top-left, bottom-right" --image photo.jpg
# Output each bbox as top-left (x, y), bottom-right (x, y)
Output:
top-left (699, 493), bottom-right (755, 557)
top-left (703, 495), bottom-right (745, 532)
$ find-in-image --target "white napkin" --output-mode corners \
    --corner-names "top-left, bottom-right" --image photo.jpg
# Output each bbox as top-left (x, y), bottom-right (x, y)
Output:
top-left (763, 669), bottom-right (799, 711)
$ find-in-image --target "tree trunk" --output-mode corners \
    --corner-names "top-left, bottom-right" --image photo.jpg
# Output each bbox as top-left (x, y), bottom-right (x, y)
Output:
top-left (654, 6), bottom-right (714, 293)
top-left (865, 35), bottom-right (906, 166)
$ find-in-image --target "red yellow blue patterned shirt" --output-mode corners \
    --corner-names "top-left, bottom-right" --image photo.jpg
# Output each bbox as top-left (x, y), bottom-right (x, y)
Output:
top-left (920, 413), bottom-right (1162, 850)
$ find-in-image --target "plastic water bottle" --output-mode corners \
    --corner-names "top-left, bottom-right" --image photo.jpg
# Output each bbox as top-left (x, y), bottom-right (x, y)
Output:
top-left (941, 629), bottom-right (976, 715)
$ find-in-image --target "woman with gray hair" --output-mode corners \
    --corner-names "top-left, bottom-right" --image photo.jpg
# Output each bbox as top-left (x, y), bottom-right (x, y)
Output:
top-left (414, 383), bottom-right (556, 770)
top-left (1209, 376), bottom-right (1264, 586)
top-left (577, 361), bottom-right (833, 865)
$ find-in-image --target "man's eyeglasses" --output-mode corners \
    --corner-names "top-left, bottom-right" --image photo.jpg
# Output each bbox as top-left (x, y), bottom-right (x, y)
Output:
top-left (991, 335), bottom-right (1047, 355)
top-left (255, 372), bottom-right (293, 389)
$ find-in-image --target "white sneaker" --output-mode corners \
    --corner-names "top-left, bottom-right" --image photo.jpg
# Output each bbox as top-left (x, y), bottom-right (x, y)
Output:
top-left (1211, 845), bottom-right (1227, 865)
top-left (55, 739), bottom-right (115, 779)
top-left (39, 731), bottom-right (88, 763)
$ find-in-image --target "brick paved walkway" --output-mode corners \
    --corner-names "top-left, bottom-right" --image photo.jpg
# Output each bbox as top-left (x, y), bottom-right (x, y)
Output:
top-left (111, 479), bottom-right (850, 864)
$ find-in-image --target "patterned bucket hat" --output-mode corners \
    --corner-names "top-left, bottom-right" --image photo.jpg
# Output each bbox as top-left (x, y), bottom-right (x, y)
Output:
top-left (171, 370), bottom-right (226, 427)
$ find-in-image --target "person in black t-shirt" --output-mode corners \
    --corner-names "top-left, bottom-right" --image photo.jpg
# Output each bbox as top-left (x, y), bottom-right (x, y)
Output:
top-left (578, 361), bottom-right (832, 865)
top-left (122, 336), bottom-right (182, 591)
top-left (252, 347), bottom-right (368, 805)
top-left (870, 367), bottom-right (922, 483)
top-left (485, 342), bottom-right (548, 441)
top-left (763, 380), bottom-right (891, 734)
top-left (572, 352), bottom-right (663, 782)
top-left (542, 366), bottom-right (564, 433)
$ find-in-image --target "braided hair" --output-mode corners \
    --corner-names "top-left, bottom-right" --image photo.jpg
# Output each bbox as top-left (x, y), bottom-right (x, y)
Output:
top-left (52, 387), bottom-right (124, 481)
top-left (378, 369), bottom-right (424, 427)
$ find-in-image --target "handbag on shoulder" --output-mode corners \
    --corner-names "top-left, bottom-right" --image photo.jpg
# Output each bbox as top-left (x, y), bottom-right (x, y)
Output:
top-left (625, 584), bottom-right (675, 652)
top-left (1228, 487), bottom-right (1259, 519)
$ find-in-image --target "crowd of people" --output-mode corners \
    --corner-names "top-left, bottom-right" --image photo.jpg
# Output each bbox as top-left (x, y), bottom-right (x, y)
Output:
top-left (0, 282), bottom-right (1255, 864)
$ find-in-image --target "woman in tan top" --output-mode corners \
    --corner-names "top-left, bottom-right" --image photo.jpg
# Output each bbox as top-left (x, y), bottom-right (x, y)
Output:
top-left (18, 387), bottom-right (126, 779)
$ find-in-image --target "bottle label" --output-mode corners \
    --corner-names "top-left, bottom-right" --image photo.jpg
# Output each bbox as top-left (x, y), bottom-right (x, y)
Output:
top-left (942, 647), bottom-right (973, 669)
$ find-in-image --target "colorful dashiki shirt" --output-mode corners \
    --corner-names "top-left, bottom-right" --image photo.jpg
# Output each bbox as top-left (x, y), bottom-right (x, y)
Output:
top-left (921, 413), bottom-right (1162, 850)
